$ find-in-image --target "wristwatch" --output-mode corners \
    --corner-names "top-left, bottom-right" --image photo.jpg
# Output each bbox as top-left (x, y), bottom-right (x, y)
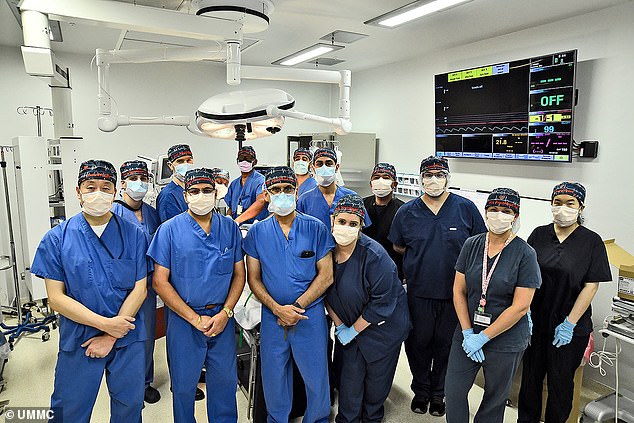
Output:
top-left (222, 306), bottom-right (234, 318)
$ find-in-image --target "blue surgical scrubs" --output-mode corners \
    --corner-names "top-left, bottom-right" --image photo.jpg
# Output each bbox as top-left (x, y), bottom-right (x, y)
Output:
top-left (156, 180), bottom-right (187, 223)
top-left (296, 186), bottom-right (372, 229)
top-left (147, 212), bottom-right (243, 423)
top-left (112, 200), bottom-right (160, 389)
top-left (31, 213), bottom-right (148, 423)
top-left (327, 234), bottom-right (411, 423)
top-left (388, 193), bottom-right (486, 402)
top-left (243, 213), bottom-right (335, 423)
top-left (226, 170), bottom-right (268, 223)
top-left (298, 176), bottom-right (318, 197)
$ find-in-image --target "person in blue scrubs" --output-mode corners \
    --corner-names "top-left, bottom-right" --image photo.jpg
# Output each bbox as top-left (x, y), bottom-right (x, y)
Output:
top-left (31, 160), bottom-right (148, 423)
top-left (148, 168), bottom-right (245, 423)
top-left (292, 147), bottom-right (318, 197)
top-left (296, 147), bottom-right (371, 229)
top-left (226, 146), bottom-right (269, 224)
top-left (156, 144), bottom-right (194, 223)
top-left (111, 160), bottom-right (162, 404)
top-left (445, 188), bottom-right (541, 423)
top-left (325, 194), bottom-right (411, 423)
top-left (244, 166), bottom-right (335, 423)
top-left (388, 156), bottom-right (486, 416)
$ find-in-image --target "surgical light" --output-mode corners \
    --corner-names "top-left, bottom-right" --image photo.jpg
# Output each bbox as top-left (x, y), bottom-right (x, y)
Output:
top-left (272, 43), bottom-right (344, 66)
top-left (365, 0), bottom-right (474, 28)
top-left (195, 88), bottom-right (294, 141)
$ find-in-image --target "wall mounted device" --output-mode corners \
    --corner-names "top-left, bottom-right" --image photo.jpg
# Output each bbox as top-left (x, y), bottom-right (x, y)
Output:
top-left (434, 50), bottom-right (577, 163)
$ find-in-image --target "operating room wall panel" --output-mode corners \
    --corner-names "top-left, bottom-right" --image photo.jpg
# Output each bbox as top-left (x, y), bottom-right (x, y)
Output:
top-left (352, 1), bottom-right (634, 392)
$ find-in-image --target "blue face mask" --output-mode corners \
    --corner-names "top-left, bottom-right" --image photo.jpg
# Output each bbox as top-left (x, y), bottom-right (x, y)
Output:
top-left (268, 193), bottom-right (296, 216)
top-left (125, 180), bottom-right (148, 201)
top-left (174, 163), bottom-right (194, 180)
top-left (314, 165), bottom-right (336, 187)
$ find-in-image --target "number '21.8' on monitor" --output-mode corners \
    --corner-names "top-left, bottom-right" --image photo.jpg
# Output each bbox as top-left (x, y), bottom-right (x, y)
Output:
top-left (435, 50), bottom-right (577, 162)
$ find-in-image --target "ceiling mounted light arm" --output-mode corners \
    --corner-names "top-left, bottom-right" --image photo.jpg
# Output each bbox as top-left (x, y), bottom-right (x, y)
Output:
top-left (241, 66), bottom-right (352, 134)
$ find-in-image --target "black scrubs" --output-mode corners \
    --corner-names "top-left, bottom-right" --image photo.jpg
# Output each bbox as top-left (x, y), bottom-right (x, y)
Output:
top-left (327, 235), bottom-right (411, 423)
top-left (518, 224), bottom-right (611, 423)
top-left (362, 195), bottom-right (405, 279)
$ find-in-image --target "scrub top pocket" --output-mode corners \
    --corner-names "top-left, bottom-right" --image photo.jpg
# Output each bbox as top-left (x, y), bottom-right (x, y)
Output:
top-left (217, 252), bottom-right (234, 275)
top-left (109, 258), bottom-right (138, 291)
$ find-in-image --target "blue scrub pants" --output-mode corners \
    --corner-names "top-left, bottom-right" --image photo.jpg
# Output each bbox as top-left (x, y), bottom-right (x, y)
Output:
top-left (405, 296), bottom-right (457, 401)
top-left (50, 340), bottom-right (144, 423)
top-left (141, 287), bottom-right (157, 387)
top-left (166, 307), bottom-right (237, 423)
top-left (445, 335), bottom-right (523, 423)
top-left (336, 342), bottom-right (401, 423)
top-left (260, 305), bottom-right (330, 423)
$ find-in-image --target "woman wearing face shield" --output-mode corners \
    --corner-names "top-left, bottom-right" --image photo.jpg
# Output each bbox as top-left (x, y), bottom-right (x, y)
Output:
top-left (30, 160), bottom-right (149, 423)
top-left (445, 188), bottom-right (542, 423)
top-left (112, 161), bottom-right (162, 404)
top-left (325, 194), bottom-right (411, 423)
top-left (518, 182), bottom-right (611, 423)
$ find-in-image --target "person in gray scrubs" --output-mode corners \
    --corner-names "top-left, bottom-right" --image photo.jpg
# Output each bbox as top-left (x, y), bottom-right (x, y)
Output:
top-left (445, 188), bottom-right (541, 423)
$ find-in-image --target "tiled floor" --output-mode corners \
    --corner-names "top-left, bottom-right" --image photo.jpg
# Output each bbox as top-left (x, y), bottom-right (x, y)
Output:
top-left (0, 320), bottom-right (568, 423)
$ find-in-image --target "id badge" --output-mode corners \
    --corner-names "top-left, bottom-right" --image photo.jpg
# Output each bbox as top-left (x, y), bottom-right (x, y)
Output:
top-left (237, 204), bottom-right (243, 215)
top-left (474, 311), bottom-right (492, 327)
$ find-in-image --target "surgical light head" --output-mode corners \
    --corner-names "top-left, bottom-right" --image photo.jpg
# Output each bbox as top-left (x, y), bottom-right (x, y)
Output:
top-left (194, 88), bottom-right (294, 141)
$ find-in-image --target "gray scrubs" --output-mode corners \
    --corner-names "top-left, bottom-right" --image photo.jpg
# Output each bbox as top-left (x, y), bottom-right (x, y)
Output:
top-left (445, 233), bottom-right (541, 423)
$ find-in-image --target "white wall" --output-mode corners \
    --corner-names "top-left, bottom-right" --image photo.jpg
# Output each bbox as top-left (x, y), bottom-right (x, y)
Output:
top-left (353, 2), bottom-right (634, 391)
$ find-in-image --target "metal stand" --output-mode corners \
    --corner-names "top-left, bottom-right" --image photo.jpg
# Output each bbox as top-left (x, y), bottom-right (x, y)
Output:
top-left (0, 147), bottom-right (57, 349)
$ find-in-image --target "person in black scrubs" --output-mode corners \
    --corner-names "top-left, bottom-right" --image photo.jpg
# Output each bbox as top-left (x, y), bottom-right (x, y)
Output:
top-left (362, 163), bottom-right (404, 279)
top-left (325, 194), bottom-right (411, 423)
top-left (518, 182), bottom-right (611, 423)
top-left (445, 188), bottom-right (542, 423)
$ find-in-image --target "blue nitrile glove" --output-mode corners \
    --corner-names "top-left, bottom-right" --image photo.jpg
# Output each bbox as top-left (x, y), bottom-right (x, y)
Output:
top-left (470, 348), bottom-right (485, 363)
top-left (553, 317), bottom-right (575, 348)
top-left (462, 332), bottom-right (490, 358)
top-left (462, 328), bottom-right (474, 340)
top-left (335, 323), bottom-right (346, 336)
top-left (527, 310), bottom-right (533, 336)
top-left (337, 325), bottom-right (359, 346)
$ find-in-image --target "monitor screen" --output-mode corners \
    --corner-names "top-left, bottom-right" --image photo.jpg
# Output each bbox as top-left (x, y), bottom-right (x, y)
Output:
top-left (157, 155), bottom-right (172, 185)
top-left (435, 50), bottom-right (577, 162)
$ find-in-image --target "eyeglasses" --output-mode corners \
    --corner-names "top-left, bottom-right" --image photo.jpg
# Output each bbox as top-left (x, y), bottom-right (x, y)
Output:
top-left (268, 186), bottom-right (296, 195)
top-left (187, 187), bottom-right (215, 195)
top-left (422, 172), bottom-right (447, 179)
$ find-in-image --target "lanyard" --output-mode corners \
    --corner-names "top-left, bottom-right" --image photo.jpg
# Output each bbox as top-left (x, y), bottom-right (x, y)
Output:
top-left (479, 232), bottom-right (513, 313)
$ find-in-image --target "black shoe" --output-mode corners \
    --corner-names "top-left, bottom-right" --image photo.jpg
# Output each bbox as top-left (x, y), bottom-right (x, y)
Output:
top-left (410, 397), bottom-right (429, 414)
top-left (429, 397), bottom-right (446, 417)
top-left (144, 386), bottom-right (161, 404)
top-left (199, 369), bottom-right (206, 384)
top-left (195, 387), bottom-right (205, 401)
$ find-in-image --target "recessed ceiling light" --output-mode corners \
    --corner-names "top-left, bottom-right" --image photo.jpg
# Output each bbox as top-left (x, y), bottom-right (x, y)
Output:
top-left (272, 43), bottom-right (344, 66)
top-left (365, 0), bottom-right (473, 28)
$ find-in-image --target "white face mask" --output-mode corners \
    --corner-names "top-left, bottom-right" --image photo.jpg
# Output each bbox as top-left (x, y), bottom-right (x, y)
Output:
top-left (187, 192), bottom-right (216, 216)
top-left (422, 175), bottom-right (446, 197)
top-left (371, 178), bottom-right (393, 198)
top-left (332, 224), bottom-right (360, 246)
top-left (215, 184), bottom-right (228, 201)
top-left (81, 191), bottom-right (114, 217)
top-left (125, 180), bottom-right (148, 201)
top-left (552, 205), bottom-right (579, 227)
top-left (293, 160), bottom-right (310, 176)
top-left (486, 211), bottom-right (516, 234)
top-left (315, 165), bottom-right (336, 187)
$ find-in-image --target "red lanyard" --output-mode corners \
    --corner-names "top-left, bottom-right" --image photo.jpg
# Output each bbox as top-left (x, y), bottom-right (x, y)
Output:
top-left (479, 233), bottom-right (513, 313)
